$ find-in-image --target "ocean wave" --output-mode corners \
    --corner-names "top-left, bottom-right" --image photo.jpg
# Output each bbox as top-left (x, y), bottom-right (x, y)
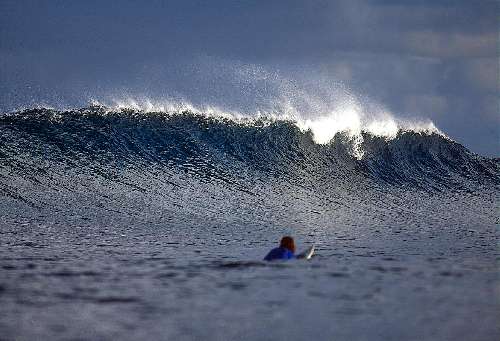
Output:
top-left (0, 106), bottom-right (497, 193)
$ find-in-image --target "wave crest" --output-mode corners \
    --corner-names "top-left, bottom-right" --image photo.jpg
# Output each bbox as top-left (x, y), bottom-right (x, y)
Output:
top-left (85, 99), bottom-right (443, 157)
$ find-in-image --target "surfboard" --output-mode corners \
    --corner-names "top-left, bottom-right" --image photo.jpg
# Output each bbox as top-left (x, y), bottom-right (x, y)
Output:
top-left (296, 245), bottom-right (315, 260)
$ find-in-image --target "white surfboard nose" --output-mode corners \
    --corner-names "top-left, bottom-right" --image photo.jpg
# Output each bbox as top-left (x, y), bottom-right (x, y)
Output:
top-left (297, 245), bottom-right (315, 260)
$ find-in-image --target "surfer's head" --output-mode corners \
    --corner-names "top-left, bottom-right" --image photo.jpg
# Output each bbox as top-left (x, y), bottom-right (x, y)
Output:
top-left (280, 236), bottom-right (295, 253)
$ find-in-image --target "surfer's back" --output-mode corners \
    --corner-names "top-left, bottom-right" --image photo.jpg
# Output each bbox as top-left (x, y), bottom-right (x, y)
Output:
top-left (264, 246), bottom-right (294, 261)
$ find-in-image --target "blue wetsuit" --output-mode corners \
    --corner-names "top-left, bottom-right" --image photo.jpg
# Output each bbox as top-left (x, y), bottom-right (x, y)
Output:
top-left (264, 247), bottom-right (295, 261)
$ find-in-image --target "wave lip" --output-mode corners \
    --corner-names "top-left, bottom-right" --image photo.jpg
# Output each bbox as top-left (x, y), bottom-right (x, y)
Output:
top-left (88, 100), bottom-right (445, 152)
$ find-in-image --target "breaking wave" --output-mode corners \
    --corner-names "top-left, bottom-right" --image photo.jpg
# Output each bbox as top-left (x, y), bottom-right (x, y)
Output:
top-left (0, 106), bottom-right (497, 198)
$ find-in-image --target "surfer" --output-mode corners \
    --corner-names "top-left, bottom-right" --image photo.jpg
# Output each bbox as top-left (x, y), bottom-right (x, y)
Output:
top-left (264, 236), bottom-right (296, 261)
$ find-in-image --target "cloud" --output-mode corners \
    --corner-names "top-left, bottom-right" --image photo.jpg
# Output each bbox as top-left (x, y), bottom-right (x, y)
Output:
top-left (462, 58), bottom-right (499, 93)
top-left (404, 31), bottom-right (497, 59)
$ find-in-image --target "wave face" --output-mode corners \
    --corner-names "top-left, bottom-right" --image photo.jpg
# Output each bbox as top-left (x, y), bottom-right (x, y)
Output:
top-left (0, 106), bottom-right (498, 227)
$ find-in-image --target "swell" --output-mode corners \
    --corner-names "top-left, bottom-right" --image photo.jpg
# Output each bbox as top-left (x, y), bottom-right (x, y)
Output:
top-left (0, 107), bottom-right (498, 201)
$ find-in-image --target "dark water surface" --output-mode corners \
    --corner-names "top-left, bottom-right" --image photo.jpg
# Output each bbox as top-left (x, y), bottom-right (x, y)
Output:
top-left (0, 108), bottom-right (498, 340)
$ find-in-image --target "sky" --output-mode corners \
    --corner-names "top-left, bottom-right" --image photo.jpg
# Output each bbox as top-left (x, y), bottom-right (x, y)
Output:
top-left (0, 0), bottom-right (498, 156)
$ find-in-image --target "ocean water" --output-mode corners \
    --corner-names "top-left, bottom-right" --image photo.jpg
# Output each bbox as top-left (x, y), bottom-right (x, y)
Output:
top-left (0, 107), bottom-right (498, 341)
